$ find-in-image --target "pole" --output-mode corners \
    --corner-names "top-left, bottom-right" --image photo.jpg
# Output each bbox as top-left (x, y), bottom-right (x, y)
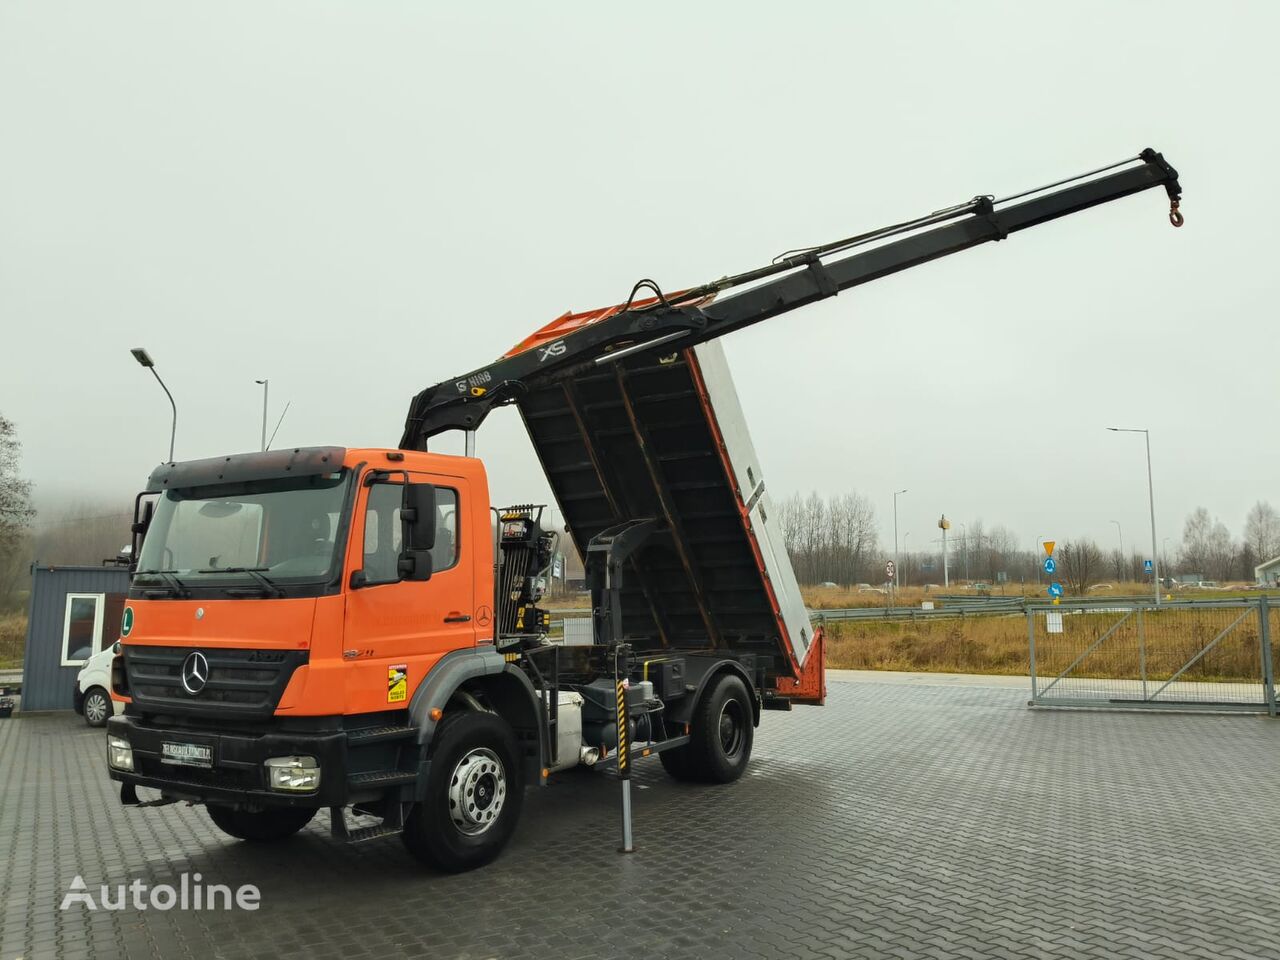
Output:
top-left (1109, 427), bottom-right (1160, 606)
top-left (1144, 430), bottom-right (1160, 606)
top-left (942, 526), bottom-right (949, 587)
top-left (614, 648), bottom-right (634, 853)
top-left (255, 379), bottom-right (269, 451)
top-left (150, 368), bottom-right (177, 463)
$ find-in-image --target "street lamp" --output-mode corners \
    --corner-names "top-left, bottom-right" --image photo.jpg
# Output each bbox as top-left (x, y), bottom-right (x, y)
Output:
top-left (131, 348), bottom-right (176, 463)
top-left (893, 489), bottom-right (907, 602)
top-left (1108, 427), bottom-right (1160, 605)
top-left (254, 379), bottom-right (269, 451)
top-left (1110, 520), bottom-right (1124, 581)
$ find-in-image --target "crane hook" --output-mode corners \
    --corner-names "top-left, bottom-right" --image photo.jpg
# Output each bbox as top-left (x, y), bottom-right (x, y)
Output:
top-left (1168, 199), bottom-right (1184, 228)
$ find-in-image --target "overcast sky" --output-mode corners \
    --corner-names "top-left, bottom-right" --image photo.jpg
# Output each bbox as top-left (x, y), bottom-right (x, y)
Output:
top-left (2, 1), bottom-right (1275, 559)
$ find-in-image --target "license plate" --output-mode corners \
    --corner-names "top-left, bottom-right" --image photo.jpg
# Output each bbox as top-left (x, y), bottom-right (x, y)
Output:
top-left (161, 741), bottom-right (213, 768)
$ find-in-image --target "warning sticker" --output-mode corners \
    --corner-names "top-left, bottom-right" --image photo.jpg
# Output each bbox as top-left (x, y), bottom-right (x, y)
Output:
top-left (387, 664), bottom-right (408, 703)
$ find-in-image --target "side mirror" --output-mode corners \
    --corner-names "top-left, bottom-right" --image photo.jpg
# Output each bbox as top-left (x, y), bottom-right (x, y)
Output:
top-left (129, 495), bottom-right (156, 572)
top-left (399, 483), bottom-right (436, 581)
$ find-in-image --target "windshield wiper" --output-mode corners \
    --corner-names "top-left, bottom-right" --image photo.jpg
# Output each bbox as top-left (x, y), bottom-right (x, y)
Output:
top-left (198, 566), bottom-right (285, 598)
top-left (135, 569), bottom-right (191, 598)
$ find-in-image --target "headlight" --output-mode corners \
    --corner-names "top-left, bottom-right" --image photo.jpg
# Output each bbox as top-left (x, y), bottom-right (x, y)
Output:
top-left (264, 756), bottom-right (320, 792)
top-left (108, 735), bottom-right (134, 771)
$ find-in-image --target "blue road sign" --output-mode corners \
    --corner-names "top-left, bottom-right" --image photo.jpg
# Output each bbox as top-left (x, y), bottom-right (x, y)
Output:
top-left (1043, 557), bottom-right (1057, 575)
top-left (1048, 582), bottom-right (1064, 598)
top-left (1143, 559), bottom-right (1153, 574)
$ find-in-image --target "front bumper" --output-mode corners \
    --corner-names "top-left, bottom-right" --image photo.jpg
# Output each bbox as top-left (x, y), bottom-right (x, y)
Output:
top-left (106, 714), bottom-right (348, 808)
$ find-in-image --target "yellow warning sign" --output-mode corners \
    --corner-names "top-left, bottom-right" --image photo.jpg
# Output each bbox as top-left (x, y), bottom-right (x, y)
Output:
top-left (387, 664), bottom-right (407, 703)
top-left (1042, 540), bottom-right (1056, 557)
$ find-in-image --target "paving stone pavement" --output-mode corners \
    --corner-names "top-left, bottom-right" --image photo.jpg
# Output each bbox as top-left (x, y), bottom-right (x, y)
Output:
top-left (3, 680), bottom-right (1279, 960)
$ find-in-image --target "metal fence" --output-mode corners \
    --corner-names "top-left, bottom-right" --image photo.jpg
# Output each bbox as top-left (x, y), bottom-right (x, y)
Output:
top-left (1029, 597), bottom-right (1277, 713)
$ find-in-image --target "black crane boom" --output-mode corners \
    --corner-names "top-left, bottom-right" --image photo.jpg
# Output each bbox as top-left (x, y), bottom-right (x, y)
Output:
top-left (401, 147), bottom-right (1181, 449)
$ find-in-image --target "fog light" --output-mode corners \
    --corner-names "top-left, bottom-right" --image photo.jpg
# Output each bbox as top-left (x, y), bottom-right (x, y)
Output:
top-left (108, 735), bottom-right (134, 772)
top-left (264, 756), bottom-right (320, 792)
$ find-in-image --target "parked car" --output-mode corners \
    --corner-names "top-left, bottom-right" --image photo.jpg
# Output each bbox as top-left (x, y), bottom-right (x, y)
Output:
top-left (74, 645), bottom-right (122, 728)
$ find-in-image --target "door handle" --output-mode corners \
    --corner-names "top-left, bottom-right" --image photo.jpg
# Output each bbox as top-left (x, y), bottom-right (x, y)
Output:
top-left (443, 614), bottom-right (472, 623)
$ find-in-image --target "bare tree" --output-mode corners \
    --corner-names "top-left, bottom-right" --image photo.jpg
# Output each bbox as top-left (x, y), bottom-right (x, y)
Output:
top-left (0, 415), bottom-right (35, 611)
top-left (1059, 539), bottom-right (1104, 596)
top-left (1245, 501), bottom-right (1280, 565)
top-left (779, 490), bottom-right (879, 585)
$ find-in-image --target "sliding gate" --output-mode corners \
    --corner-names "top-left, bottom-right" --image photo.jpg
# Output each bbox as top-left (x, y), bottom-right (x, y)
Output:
top-left (1029, 598), bottom-right (1277, 713)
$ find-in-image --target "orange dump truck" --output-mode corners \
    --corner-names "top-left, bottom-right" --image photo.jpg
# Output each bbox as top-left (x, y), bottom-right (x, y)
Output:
top-left (107, 150), bottom-right (1182, 871)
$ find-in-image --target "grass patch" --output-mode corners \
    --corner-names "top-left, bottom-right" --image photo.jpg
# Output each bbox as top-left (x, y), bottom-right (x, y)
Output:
top-left (0, 613), bottom-right (26, 669)
top-left (825, 606), bottom-right (1277, 682)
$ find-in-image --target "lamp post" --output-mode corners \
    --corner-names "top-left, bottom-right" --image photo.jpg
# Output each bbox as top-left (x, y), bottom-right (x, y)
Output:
top-left (254, 379), bottom-right (269, 451)
top-left (1108, 427), bottom-right (1160, 605)
top-left (130, 348), bottom-right (176, 463)
top-left (893, 489), bottom-right (907, 602)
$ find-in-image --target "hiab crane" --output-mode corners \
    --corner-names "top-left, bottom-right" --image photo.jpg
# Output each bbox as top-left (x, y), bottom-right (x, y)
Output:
top-left (107, 149), bottom-right (1182, 872)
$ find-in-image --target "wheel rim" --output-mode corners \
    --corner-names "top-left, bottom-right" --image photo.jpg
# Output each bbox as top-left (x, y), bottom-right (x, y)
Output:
top-left (718, 697), bottom-right (745, 758)
top-left (85, 693), bottom-right (108, 724)
top-left (447, 747), bottom-right (507, 836)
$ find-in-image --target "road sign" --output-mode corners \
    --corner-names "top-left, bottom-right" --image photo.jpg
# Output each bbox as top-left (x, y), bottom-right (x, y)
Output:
top-left (1047, 582), bottom-right (1064, 598)
top-left (1143, 559), bottom-right (1153, 574)
top-left (1043, 557), bottom-right (1057, 575)
top-left (885, 560), bottom-right (896, 580)
top-left (1042, 540), bottom-right (1056, 557)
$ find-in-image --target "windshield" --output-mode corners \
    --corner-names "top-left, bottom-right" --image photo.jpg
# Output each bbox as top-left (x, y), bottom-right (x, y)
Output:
top-left (135, 470), bottom-right (351, 592)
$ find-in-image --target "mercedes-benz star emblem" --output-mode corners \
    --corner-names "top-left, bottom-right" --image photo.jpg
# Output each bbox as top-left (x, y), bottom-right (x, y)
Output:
top-left (181, 651), bottom-right (210, 695)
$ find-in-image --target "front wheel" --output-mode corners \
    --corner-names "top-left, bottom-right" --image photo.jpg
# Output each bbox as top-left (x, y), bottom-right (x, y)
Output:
top-left (205, 804), bottom-right (316, 842)
top-left (402, 711), bottom-right (525, 873)
top-left (83, 687), bottom-right (111, 728)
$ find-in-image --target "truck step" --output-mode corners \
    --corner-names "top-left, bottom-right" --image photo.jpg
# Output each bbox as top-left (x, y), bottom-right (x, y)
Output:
top-left (348, 769), bottom-right (418, 788)
top-left (329, 805), bottom-right (406, 843)
top-left (346, 725), bottom-right (417, 746)
top-left (341, 822), bottom-right (404, 843)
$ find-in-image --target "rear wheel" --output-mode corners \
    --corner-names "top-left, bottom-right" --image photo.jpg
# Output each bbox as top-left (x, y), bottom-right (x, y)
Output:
top-left (83, 687), bottom-right (111, 728)
top-left (661, 673), bottom-right (755, 784)
top-left (205, 804), bottom-right (316, 842)
top-left (402, 711), bottom-right (524, 872)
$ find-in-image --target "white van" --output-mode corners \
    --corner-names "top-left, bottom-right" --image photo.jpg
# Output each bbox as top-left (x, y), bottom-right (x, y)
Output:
top-left (74, 645), bottom-right (123, 727)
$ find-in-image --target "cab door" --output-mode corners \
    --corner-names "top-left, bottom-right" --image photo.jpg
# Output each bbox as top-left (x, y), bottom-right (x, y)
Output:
top-left (342, 472), bottom-right (474, 714)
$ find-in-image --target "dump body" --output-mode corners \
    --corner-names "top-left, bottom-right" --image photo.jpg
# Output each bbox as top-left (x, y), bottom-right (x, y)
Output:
top-left (516, 337), bottom-right (811, 682)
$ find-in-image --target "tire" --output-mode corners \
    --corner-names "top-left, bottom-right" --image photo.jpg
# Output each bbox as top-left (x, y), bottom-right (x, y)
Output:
top-left (402, 711), bottom-right (525, 873)
top-left (663, 673), bottom-right (754, 784)
top-left (83, 687), bottom-right (111, 728)
top-left (205, 804), bottom-right (316, 842)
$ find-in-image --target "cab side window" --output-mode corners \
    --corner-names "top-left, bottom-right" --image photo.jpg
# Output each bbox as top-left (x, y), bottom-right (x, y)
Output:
top-left (432, 488), bottom-right (459, 572)
top-left (362, 484), bottom-right (402, 585)
top-left (362, 484), bottom-right (459, 584)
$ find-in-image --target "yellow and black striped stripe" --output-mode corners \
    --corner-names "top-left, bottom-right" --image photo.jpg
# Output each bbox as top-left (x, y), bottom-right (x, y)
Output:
top-left (615, 680), bottom-right (629, 775)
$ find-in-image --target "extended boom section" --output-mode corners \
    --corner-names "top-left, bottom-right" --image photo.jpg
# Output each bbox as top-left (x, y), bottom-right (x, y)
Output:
top-left (401, 149), bottom-right (1180, 446)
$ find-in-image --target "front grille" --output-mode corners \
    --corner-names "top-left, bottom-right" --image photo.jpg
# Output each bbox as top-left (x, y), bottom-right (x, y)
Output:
top-left (125, 646), bottom-right (308, 719)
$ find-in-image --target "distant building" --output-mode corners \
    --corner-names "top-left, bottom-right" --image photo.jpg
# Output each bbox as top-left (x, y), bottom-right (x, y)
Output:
top-left (1256, 556), bottom-right (1280, 587)
top-left (21, 564), bottom-right (131, 710)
